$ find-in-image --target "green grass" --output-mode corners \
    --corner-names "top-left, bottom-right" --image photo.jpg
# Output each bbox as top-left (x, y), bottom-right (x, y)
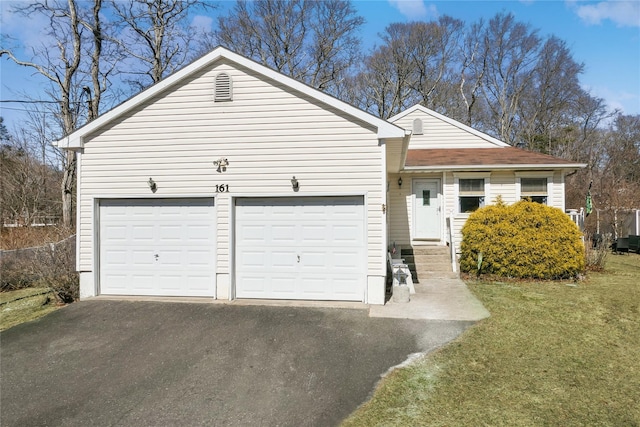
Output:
top-left (0, 287), bottom-right (59, 331)
top-left (342, 254), bottom-right (640, 426)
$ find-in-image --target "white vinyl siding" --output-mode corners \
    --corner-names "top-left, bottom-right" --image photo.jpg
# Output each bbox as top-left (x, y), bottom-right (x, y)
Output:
top-left (488, 171), bottom-right (517, 204)
top-left (77, 59), bottom-right (386, 291)
top-left (393, 110), bottom-right (503, 149)
top-left (388, 170), bottom-right (567, 253)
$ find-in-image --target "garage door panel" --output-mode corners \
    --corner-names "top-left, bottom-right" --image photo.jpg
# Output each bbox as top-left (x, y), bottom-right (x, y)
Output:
top-left (158, 275), bottom-right (182, 291)
top-left (237, 224), bottom-right (265, 242)
top-left (301, 225), bottom-right (327, 242)
top-left (299, 277), bottom-right (326, 295)
top-left (185, 276), bottom-right (213, 292)
top-left (235, 196), bottom-right (365, 301)
top-left (99, 198), bottom-right (215, 297)
top-left (159, 250), bottom-right (182, 266)
top-left (271, 251), bottom-right (296, 267)
top-left (272, 225), bottom-right (296, 243)
top-left (239, 251), bottom-right (266, 269)
top-left (131, 274), bottom-right (154, 289)
top-left (333, 225), bottom-right (361, 242)
top-left (188, 250), bottom-right (214, 266)
top-left (187, 225), bottom-right (214, 240)
top-left (301, 252), bottom-right (327, 268)
top-left (132, 250), bottom-right (154, 265)
top-left (238, 275), bottom-right (268, 295)
top-left (158, 225), bottom-right (182, 241)
top-left (132, 225), bottom-right (154, 241)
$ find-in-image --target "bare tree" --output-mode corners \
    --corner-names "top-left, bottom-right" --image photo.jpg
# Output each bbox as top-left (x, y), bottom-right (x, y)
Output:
top-left (407, 17), bottom-right (464, 114)
top-left (213, 0), bottom-right (364, 95)
top-left (458, 19), bottom-right (487, 128)
top-left (358, 33), bottom-right (417, 118)
top-left (1, 0), bottom-right (112, 226)
top-left (479, 12), bottom-right (541, 145)
top-left (518, 37), bottom-right (584, 153)
top-left (564, 93), bottom-right (616, 210)
top-left (0, 116), bottom-right (61, 226)
top-left (110, 0), bottom-right (213, 91)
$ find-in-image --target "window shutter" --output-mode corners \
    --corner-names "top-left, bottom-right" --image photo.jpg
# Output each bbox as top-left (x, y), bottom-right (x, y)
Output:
top-left (215, 73), bottom-right (232, 101)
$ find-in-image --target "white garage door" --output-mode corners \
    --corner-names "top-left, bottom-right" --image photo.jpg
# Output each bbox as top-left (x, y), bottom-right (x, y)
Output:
top-left (99, 198), bottom-right (216, 297)
top-left (235, 196), bottom-right (365, 301)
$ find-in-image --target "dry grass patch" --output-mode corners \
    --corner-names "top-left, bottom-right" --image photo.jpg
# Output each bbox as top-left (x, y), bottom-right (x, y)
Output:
top-left (0, 288), bottom-right (59, 331)
top-left (342, 255), bottom-right (640, 427)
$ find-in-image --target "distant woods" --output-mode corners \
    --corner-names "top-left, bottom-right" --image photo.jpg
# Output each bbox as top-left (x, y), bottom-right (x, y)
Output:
top-left (1, 0), bottom-right (638, 229)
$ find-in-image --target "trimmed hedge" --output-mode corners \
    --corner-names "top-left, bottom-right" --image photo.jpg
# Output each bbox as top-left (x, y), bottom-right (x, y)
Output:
top-left (460, 200), bottom-right (585, 279)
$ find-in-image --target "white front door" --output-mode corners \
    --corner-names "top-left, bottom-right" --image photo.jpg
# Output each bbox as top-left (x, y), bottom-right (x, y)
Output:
top-left (99, 198), bottom-right (216, 297)
top-left (413, 179), bottom-right (441, 239)
top-left (235, 196), bottom-right (365, 301)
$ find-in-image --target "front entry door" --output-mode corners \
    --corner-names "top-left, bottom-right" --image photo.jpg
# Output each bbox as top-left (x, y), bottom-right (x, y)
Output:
top-left (413, 179), bottom-right (441, 239)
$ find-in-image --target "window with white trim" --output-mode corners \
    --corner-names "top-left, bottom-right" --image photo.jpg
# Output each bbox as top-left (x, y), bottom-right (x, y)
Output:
top-left (459, 178), bottom-right (485, 213)
top-left (521, 177), bottom-right (548, 204)
top-left (214, 72), bottom-right (232, 101)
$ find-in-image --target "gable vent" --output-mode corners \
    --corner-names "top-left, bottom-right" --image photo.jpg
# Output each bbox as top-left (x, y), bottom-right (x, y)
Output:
top-left (215, 73), bottom-right (232, 102)
top-left (412, 118), bottom-right (423, 135)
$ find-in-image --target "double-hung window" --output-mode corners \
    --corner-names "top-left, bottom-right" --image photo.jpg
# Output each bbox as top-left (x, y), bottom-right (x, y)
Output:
top-left (459, 178), bottom-right (485, 213)
top-left (520, 177), bottom-right (548, 204)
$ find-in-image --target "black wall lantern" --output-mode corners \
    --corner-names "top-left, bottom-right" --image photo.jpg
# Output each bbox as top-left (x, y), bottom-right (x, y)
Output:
top-left (148, 177), bottom-right (157, 193)
top-left (291, 176), bottom-right (299, 191)
top-left (398, 177), bottom-right (403, 187)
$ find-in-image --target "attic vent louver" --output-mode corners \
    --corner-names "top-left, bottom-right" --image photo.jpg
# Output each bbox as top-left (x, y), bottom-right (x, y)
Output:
top-left (412, 118), bottom-right (423, 135)
top-left (215, 72), bottom-right (232, 101)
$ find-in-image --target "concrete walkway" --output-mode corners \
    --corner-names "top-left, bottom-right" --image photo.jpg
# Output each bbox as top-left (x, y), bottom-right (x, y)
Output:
top-left (369, 278), bottom-right (491, 321)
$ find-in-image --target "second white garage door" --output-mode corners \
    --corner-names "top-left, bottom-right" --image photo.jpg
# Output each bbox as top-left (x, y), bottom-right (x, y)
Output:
top-left (235, 196), bottom-right (365, 301)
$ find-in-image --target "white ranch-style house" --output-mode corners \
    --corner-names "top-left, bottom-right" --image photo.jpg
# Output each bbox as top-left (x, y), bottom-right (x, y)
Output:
top-left (56, 47), bottom-right (585, 304)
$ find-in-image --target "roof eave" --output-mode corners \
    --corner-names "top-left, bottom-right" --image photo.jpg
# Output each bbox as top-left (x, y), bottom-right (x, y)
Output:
top-left (377, 125), bottom-right (406, 139)
top-left (402, 163), bottom-right (587, 172)
top-left (53, 135), bottom-right (83, 150)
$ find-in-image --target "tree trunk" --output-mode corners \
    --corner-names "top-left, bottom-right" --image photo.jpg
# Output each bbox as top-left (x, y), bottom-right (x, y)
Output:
top-left (61, 150), bottom-right (76, 226)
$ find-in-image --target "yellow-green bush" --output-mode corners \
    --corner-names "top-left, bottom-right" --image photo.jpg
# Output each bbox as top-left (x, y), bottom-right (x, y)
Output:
top-left (460, 200), bottom-right (585, 279)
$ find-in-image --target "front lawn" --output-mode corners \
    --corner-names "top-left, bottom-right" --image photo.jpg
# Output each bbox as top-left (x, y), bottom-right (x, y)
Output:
top-left (342, 254), bottom-right (640, 426)
top-left (0, 288), bottom-right (59, 331)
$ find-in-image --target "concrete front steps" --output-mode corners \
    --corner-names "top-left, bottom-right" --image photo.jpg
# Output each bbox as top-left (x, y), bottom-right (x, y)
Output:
top-left (401, 246), bottom-right (458, 282)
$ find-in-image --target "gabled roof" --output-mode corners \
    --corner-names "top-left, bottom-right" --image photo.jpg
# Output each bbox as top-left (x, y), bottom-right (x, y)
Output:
top-left (389, 104), bottom-right (510, 148)
top-left (55, 46), bottom-right (405, 149)
top-left (405, 148), bottom-right (586, 171)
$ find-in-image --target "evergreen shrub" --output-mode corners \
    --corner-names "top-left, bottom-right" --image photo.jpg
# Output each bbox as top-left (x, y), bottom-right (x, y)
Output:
top-left (460, 199), bottom-right (585, 279)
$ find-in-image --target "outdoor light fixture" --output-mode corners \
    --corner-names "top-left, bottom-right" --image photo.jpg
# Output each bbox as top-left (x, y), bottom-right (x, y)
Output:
top-left (291, 176), bottom-right (299, 191)
top-left (398, 177), bottom-right (403, 187)
top-left (213, 158), bottom-right (229, 172)
top-left (148, 177), bottom-right (157, 193)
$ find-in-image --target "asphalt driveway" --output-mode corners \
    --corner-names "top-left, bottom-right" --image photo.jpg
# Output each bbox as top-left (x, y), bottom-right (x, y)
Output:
top-left (1, 300), bottom-right (473, 426)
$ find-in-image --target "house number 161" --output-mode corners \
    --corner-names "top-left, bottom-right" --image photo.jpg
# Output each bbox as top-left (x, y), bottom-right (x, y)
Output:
top-left (215, 184), bottom-right (229, 193)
